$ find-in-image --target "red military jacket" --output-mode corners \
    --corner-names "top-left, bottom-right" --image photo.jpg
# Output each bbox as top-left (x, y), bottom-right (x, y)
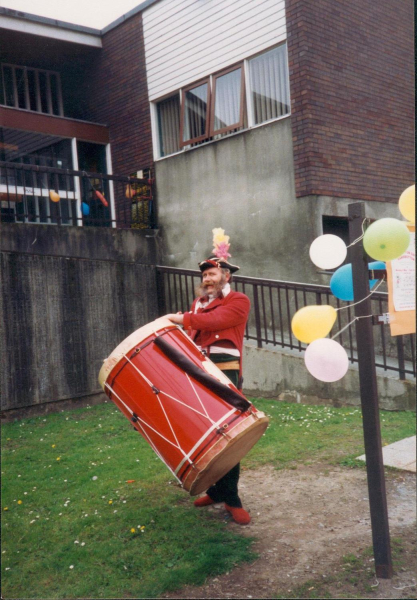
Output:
top-left (182, 290), bottom-right (250, 355)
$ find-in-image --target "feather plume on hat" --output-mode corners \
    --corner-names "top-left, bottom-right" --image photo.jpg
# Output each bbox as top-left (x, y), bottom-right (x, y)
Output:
top-left (198, 227), bottom-right (240, 273)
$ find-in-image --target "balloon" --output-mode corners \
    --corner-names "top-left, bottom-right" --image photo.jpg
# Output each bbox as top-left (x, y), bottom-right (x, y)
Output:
top-left (125, 185), bottom-right (136, 199)
top-left (363, 218), bottom-right (410, 261)
top-left (309, 235), bottom-right (347, 269)
top-left (330, 261), bottom-right (385, 301)
top-left (398, 184), bottom-right (415, 223)
top-left (94, 189), bottom-right (109, 207)
top-left (291, 305), bottom-right (337, 344)
top-left (49, 190), bottom-right (60, 203)
top-left (305, 338), bottom-right (349, 382)
top-left (81, 202), bottom-right (90, 216)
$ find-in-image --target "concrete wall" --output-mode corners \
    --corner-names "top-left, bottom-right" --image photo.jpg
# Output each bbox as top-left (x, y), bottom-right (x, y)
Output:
top-left (243, 344), bottom-right (416, 412)
top-left (155, 118), bottom-right (401, 284)
top-left (0, 224), bottom-right (160, 411)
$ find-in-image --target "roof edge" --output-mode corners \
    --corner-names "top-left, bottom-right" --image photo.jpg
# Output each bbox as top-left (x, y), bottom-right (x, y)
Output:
top-left (101, 0), bottom-right (161, 34)
top-left (0, 6), bottom-right (101, 35)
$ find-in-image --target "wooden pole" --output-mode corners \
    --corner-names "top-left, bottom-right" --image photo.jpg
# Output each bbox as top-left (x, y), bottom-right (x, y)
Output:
top-left (348, 202), bottom-right (393, 578)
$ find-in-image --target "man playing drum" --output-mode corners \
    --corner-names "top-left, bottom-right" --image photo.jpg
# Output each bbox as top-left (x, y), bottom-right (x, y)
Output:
top-left (166, 242), bottom-right (252, 525)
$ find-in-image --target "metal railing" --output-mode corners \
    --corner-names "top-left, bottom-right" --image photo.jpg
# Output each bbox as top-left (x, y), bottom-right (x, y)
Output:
top-left (156, 266), bottom-right (416, 381)
top-left (0, 161), bottom-right (155, 228)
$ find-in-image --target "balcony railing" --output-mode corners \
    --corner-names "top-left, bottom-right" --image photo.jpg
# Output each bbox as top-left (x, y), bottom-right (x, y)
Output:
top-left (0, 161), bottom-right (155, 228)
top-left (156, 266), bottom-right (416, 381)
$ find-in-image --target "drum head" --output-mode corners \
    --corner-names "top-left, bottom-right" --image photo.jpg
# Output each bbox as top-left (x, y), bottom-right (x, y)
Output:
top-left (187, 414), bottom-right (269, 496)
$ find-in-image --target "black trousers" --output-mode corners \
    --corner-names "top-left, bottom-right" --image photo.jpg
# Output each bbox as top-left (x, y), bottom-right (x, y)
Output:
top-left (205, 363), bottom-right (242, 508)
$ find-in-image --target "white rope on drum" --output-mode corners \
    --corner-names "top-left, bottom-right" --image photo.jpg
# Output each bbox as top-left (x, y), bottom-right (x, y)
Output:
top-left (185, 373), bottom-right (216, 426)
top-left (105, 382), bottom-right (172, 465)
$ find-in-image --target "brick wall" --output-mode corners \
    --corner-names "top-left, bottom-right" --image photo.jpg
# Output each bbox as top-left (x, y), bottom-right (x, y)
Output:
top-left (286, 0), bottom-right (414, 202)
top-left (81, 12), bottom-right (153, 177)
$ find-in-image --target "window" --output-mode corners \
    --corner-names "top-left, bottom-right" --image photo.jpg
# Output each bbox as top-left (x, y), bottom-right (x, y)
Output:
top-left (1, 64), bottom-right (63, 116)
top-left (248, 45), bottom-right (290, 125)
top-left (154, 43), bottom-right (290, 158)
top-left (322, 216), bottom-right (350, 246)
top-left (157, 94), bottom-right (181, 157)
top-left (211, 66), bottom-right (244, 136)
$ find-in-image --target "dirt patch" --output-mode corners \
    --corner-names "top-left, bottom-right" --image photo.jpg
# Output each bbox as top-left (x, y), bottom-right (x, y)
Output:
top-left (163, 464), bottom-right (416, 599)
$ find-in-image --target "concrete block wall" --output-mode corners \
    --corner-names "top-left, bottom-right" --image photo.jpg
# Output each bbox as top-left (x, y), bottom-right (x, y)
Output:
top-left (243, 344), bottom-right (416, 412)
top-left (286, 0), bottom-right (414, 202)
top-left (0, 224), bottom-right (160, 411)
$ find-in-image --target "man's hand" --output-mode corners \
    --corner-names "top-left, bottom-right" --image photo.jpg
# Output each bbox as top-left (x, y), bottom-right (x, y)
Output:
top-left (165, 313), bottom-right (184, 325)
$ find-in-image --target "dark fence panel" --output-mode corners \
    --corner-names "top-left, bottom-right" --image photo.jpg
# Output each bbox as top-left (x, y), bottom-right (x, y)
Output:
top-left (0, 161), bottom-right (155, 229)
top-left (156, 266), bottom-right (416, 381)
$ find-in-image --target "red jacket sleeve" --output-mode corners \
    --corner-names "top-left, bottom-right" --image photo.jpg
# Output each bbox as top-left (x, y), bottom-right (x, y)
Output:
top-left (182, 294), bottom-right (250, 331)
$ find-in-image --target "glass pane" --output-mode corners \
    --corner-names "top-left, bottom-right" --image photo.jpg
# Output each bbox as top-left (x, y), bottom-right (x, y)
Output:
top-left (249, 45), bottom-right (290, 125)
top-left (15, 68), bottom-right (27, 109)
top-left (27, 70), bottom-right (38, 111)
top-left (157, 94), bottom-right (180, 157)
top-left (49, 73), bottom-right (60, 115)
top-left (3, 66), bottom-right (15, 106)
top-left (38, 71), bottom-right (49, 113)
top-left (183, 83), bottom-right (208, 142)
top-left (213, 68), bottom-right (241, 131)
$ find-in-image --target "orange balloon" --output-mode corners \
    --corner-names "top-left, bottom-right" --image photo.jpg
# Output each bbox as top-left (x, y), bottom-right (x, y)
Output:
top-left (94, 190), bottom-right (108, 207)
top-left (398, 184), bottom-right (415, 224)
top-left (49, 190), bottom-right (60, 203)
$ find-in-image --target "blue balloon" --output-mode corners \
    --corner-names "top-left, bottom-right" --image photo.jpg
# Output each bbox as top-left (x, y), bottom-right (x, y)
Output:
top-left (81, 202), bottom-right (90, 216)
top-left (330, 261), bottom-right (385, 301)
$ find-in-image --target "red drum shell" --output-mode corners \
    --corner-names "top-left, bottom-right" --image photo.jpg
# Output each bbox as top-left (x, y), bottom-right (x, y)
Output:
top-left (99, 317), bottom-right (268, 495)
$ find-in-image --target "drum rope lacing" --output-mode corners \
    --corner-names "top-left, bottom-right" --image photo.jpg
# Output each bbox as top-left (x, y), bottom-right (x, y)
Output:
top-left (106, 351), bottom-right (238, 477)
top-left (105, 381), bottom-right (182, 483)
top-left (123, 354), bottom-right (221, 423)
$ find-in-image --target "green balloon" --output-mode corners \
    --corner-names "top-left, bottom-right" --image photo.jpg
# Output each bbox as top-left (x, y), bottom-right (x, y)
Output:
top-left (363, 218), bottom-right (410, 261)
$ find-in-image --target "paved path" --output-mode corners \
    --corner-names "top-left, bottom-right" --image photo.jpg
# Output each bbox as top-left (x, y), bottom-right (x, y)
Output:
top-left (357, 436), bottom-right (416, 472)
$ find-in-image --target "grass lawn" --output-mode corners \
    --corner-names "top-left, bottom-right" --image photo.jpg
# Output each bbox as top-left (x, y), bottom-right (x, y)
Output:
top-left (1, 399), bottom-right (415, 598)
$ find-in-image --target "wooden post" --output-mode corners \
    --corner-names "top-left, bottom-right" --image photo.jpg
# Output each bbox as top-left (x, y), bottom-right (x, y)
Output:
top-left (348, 202), bottom-right (393, 578)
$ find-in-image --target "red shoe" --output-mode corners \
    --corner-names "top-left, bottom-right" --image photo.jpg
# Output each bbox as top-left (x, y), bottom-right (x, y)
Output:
top-left (193, 495), bottom-right (216, 507)
top-left (225, 504), bottom-right (251, 524)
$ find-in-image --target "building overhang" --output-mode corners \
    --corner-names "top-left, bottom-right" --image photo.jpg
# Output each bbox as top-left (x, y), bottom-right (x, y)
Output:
top-left (0, 9), bottom-right (102, 47)
top-left (0, 106), bottom-right (109, 144)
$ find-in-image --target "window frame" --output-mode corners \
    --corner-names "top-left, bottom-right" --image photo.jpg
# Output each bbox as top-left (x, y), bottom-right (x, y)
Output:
top-left (179, 76), bottom-right (211, 148)
top-left (209, 63), bottom-right (245, 137)
top-left (1, 63), bottom-right (63, 116)
top-left (155, 42), bottom-right (291, 160)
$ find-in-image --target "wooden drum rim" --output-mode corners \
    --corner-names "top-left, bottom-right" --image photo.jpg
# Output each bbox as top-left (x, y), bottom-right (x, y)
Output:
top-left (98, 316), bottom-right (176, 389)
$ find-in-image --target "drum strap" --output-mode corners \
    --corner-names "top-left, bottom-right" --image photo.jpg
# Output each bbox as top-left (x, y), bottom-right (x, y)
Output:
top-left (153, 336), bottom-right (251, 412)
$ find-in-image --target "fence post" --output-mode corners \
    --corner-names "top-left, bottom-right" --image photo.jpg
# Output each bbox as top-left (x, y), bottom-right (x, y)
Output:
top-left (253, 284), bottom-right (263, 348)
top-left (155, 268), bottom-right (167, 316)
top-left (396, 336), bottom-right (406, 380)
top-left (349, 202), bottom-right (393, 579)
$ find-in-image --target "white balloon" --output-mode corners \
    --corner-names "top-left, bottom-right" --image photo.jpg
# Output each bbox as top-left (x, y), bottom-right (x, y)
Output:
top-left (305, 338), bottom-right (349, 382)
top-left (309, 234), bottom-right (347, 269)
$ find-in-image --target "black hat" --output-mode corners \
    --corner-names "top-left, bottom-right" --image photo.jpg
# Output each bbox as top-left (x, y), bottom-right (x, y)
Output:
top-left (198, 256), bottom-right (240, 273)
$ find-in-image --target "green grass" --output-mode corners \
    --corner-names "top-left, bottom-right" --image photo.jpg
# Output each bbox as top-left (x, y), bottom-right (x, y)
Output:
top-left (1, 399), bottom-right (415, 598)
top-left (1, 402), bottom-right (255, 598)
top-left (243, 400), bottom-right (415, 470)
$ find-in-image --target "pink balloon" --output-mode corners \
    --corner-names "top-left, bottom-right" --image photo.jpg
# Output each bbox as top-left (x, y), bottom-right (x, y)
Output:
top-left (304, 338), bottom-right (349, 382)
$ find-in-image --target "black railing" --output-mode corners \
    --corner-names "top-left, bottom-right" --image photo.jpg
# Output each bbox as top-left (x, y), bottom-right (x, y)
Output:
top-left (156, 266), bottom-right (416, 381)
top-left (0, 161), bottom-right (155, 228)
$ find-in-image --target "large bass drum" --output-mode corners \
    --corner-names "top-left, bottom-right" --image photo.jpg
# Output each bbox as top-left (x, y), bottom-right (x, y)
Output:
top-left (98, 317), bottom-right (268, 495)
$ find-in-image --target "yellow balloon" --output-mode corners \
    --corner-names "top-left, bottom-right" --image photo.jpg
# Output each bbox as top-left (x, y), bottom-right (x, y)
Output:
top-left (291, 305), bottom-right (337, 344)
top-left (49, 190), bottom-right (60, 203)
top-left (399, 184), bottom-right (415, 224)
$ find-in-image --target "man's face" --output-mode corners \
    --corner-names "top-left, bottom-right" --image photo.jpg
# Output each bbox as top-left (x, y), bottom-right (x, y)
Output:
top-left (201, 268), bottom-right (229, 295)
